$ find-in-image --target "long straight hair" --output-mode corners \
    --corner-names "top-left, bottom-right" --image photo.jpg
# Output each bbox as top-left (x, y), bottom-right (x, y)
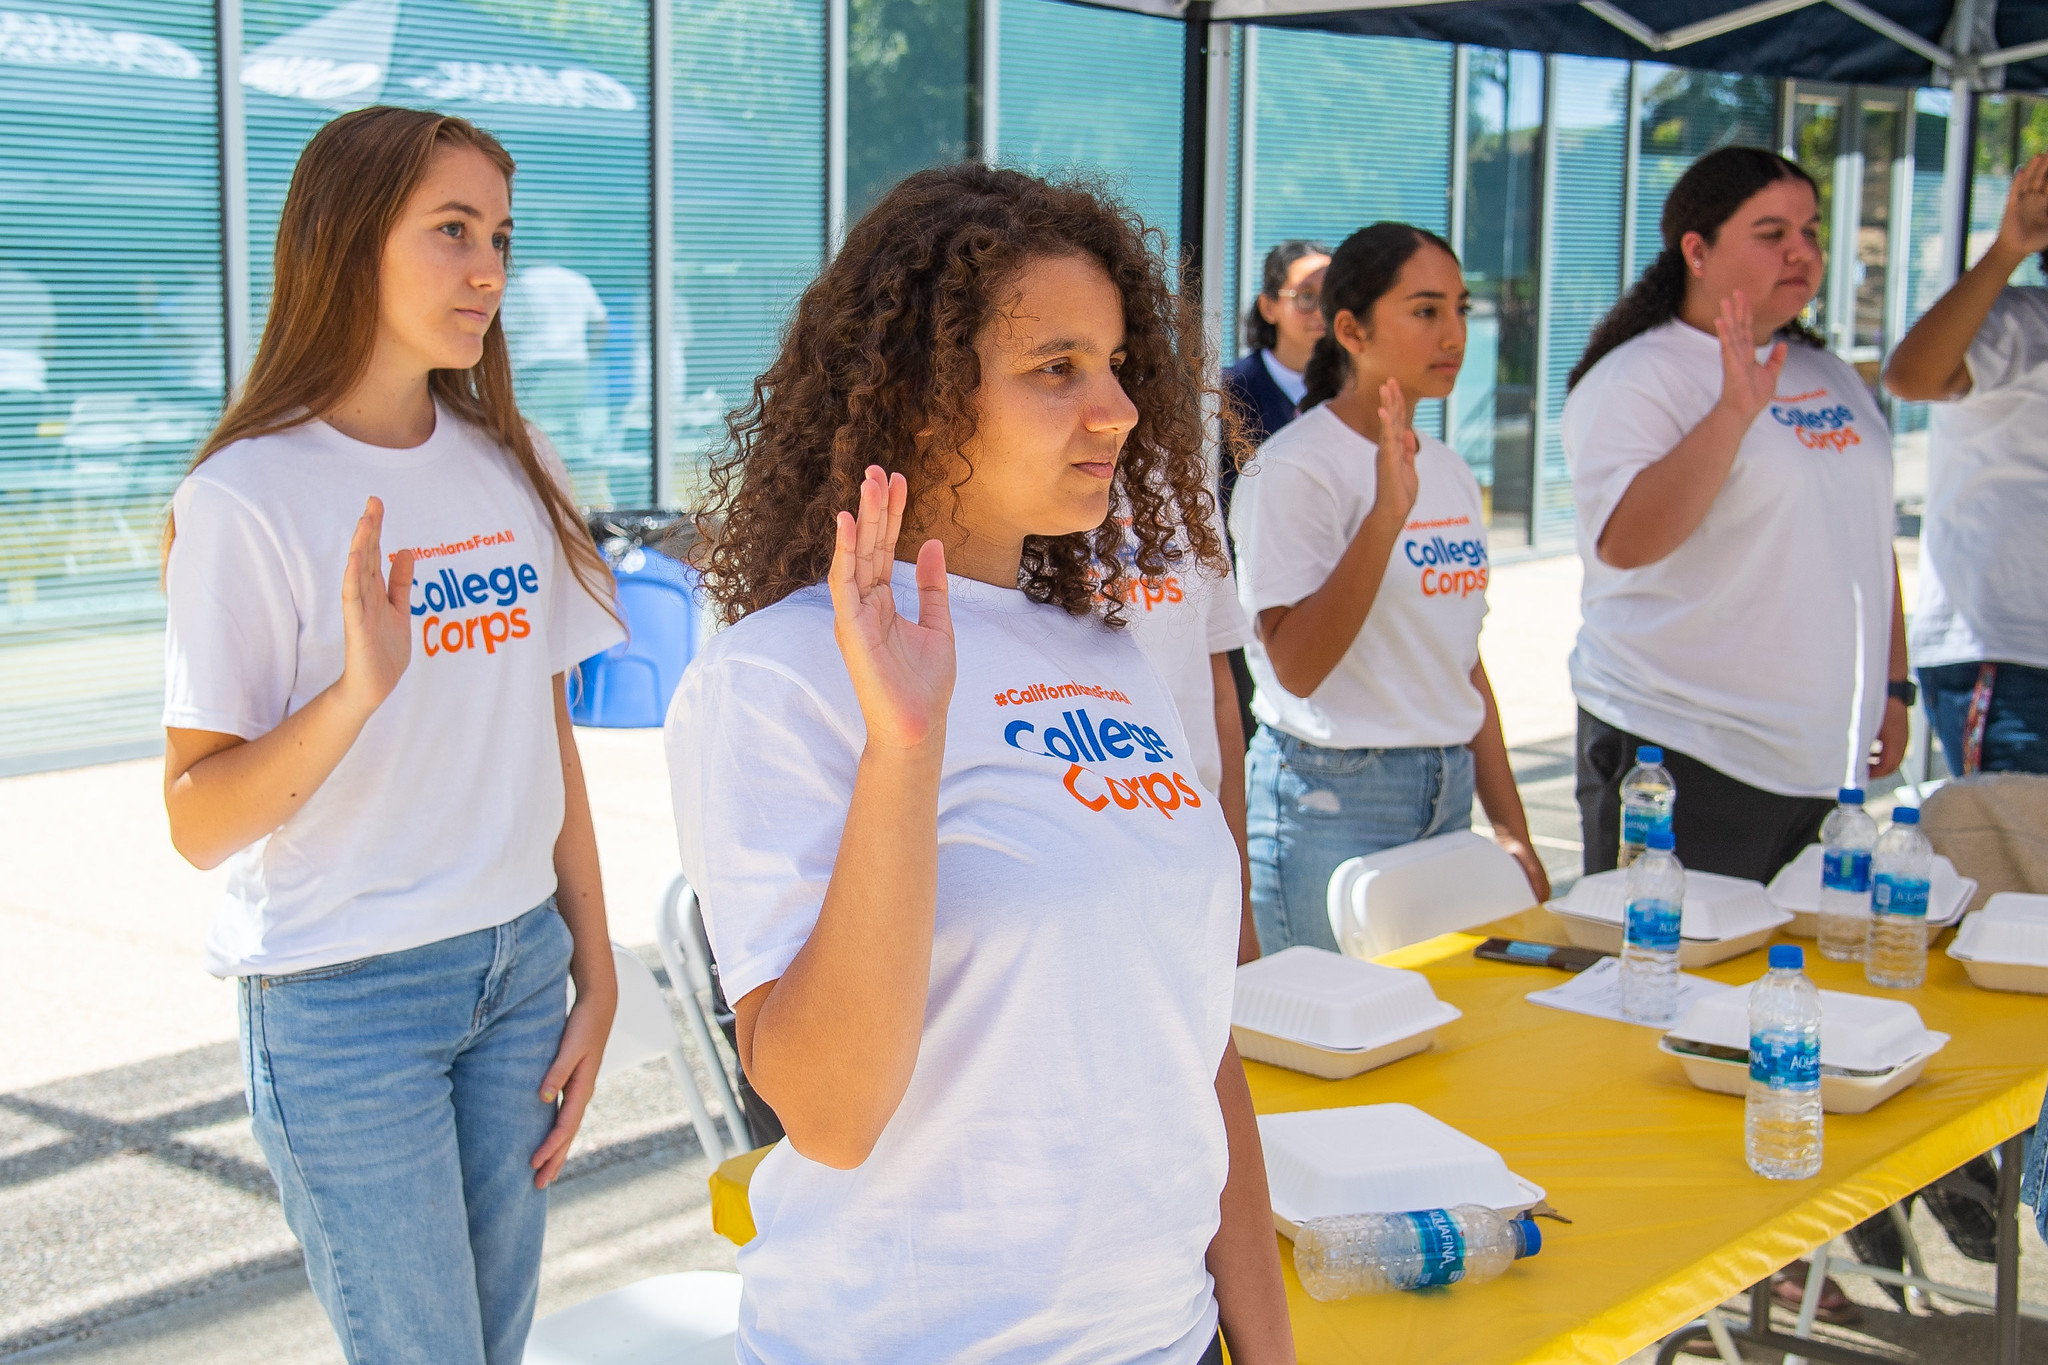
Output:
top-left (169, 106), bottom-right (614, 615)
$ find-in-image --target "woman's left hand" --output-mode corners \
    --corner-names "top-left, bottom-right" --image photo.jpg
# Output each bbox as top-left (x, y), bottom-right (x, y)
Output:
top-left (1496, 834), bottom-right (1552, 904)
top-left (531, 984), bottom-right (617, 1188)
top-left (1869, 697), bottom-right (1910, 779)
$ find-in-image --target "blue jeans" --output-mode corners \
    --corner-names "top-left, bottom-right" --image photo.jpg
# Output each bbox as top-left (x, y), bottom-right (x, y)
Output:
top-left (240, 899), bottom-right (573, 1365)
top-left (1246, 727), bottom-right (1475, 954)
top-left (1919, 661), bottom-right (2048, 776)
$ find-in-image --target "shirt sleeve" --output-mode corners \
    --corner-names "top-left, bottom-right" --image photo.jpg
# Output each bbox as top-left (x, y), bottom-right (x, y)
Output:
top-left (161, 475), bottom-right (300, 739)
top-left (1231, 449), bottom-right (1353, 615)
top-left (1193, 508), bottom-right (1253, 652)
top-left (1964, 288), bottom-right (2048, 396)
top-left (529, 425), bottom-right (626, 673)
top-left (1562, 361), bottom-right (1693, 547)
top-left (665, 652), bottom-right (861, 1003)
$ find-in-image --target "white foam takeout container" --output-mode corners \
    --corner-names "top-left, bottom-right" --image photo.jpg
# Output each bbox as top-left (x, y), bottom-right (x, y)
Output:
top-left (1231, 947), bottom-right (1461, 1080)
top-left (1258, 1103), bottom-right (1545, 1240)
top-left (1658, 983), bottom-right (1949, 1113)
top-left (1768, 843), bottom-right (1976, 937)
top-left (1948, 894), bottom-right (2048, 996)
top-left (1546, 868), bottom-right (1792, 967)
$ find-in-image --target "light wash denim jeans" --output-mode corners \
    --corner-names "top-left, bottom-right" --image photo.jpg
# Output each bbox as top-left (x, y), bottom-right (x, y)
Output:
top-left (239, 898), bottom-right (572, 1365)
top-left (1246, 727), bottom-right (1475, 954)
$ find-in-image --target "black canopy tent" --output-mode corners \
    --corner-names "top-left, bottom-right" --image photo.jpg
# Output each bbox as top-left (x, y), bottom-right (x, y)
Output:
top-left (1080, 0), bottom-right (2048, 299)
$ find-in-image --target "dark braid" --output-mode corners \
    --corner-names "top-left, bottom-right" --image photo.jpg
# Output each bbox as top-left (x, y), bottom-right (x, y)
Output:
top-left (1299, 222), bottom-right (1457, 412)
top-left (1242, 238), bottom-right (1331, 352)
top-left (1570, 146), bottom-right (1823, 389)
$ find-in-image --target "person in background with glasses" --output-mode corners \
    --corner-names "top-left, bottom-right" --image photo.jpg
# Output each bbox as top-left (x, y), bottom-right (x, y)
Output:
top-left (1221, 240), bottom-right (1330, 515)
top-left (1884, 151), bottom-right (2048, 779)
top-left (1218, 241), bottom-right (1329, 748)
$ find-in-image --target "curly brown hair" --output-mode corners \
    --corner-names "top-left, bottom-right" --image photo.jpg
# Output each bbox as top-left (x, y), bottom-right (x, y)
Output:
top-left (695, 162), bottom-right (1225, 627)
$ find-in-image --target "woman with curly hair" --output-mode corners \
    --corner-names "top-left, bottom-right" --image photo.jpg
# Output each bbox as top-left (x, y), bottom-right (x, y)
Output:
top-left (1565, 146), bottom-right (1907, 882)
top-left (664, 164), bottom-right (1292, 1364)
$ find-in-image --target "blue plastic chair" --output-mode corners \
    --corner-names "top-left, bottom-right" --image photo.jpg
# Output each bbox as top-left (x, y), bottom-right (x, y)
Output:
top-left (570, 547), bottom-right (700, 728)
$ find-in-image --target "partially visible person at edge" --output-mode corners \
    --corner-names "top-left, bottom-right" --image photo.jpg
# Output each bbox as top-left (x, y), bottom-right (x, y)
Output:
top-left (1120, 500), bottom-right (1260, 961)
top-left (1564, 146), bottom-right (1906, 883)
top-left (159, 107), bottom-right (623, 1365)
top-left (1217, 241), bottom-right (1330, 748)
top-left (1221, 239), bottom-right (1332, 513)
top-left (1230, 222), bottom-right (1551, 956)
top-left (1884, 150), bottom-right (2048, 778)
top-left (664, 164), bottom-right (1293, 1365)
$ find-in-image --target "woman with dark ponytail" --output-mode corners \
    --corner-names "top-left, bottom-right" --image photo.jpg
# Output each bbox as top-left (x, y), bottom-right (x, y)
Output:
top-left (1230, 223), bottom-right (1549, 954)
top-left (1565, 146), bottom-right (1909, 882)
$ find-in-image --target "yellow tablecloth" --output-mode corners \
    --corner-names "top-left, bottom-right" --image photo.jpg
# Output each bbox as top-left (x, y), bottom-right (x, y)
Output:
top-left (710, 909), bottom-right (2047, 1364)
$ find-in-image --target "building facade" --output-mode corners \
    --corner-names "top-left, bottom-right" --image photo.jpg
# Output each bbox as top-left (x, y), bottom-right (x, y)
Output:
top-left (2, 0), bottom-right (2045, 773)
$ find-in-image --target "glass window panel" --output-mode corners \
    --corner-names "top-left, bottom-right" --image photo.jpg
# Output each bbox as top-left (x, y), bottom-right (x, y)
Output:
top-left (1454, 47), bottom-right (1543, 546)
top-left (0, 1), bottom-right (221, 774)
top-left (1251, 29), bottom-right (1453, 433)
top-left (1854, 97), bottom-right (1901, 355)
top-left (1631, 65), bottom-right (1778, 281)
top-left (845, 0), bottom-right (971, 220)
top-left (1788, 90), bottom-right (1842, 341)
top-left (1539, 54), bottom-right (1629, 546)
top-left (242, 0), bottom-right (652, 508)
top-left (997, 0), bottom-right (1182, 261)
top-left (671, 0), bottom-right (826, 504)
top-left (1894, 88), bottom-right (1950, 436)
top-left (1971, 93), bottom-right (2048, 289)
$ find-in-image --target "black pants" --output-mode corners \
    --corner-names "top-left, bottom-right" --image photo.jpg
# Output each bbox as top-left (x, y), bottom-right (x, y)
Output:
top-left (1227, 648), bottom-right (1257, 754)
top-left (1197, 1332), bottom-right (1225, 1365)
top-left (1576, 709), bottom-right (1833, 883)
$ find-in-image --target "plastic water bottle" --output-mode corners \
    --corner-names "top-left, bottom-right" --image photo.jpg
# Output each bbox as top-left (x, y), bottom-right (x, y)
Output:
top-left (1618, 746), bottom-right (1676, 869)
top-left (1816, 787), bottom-right (1878, 962)
top-left (1621, 826), bottom-right (1685, 1024)
top-left (1746, 944), bottom-right (1824, 1180)
top-left (1867, 805), bottom-right (1933, 989)
top-left (1292, 1204), bottom-right (1542, 1300)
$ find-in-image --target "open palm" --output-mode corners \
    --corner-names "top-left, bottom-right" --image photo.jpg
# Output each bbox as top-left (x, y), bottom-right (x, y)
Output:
top-left (1714, 290), bottom-right (1786, 423)
top-left (828, 466), bottom-right (955, 751)
top-left (339, 496), bottom-right (414, 711)
top-left (2000, 153), bottom-right (2048, 257)
top-left (1374, 376), bottom-right (1420, 523)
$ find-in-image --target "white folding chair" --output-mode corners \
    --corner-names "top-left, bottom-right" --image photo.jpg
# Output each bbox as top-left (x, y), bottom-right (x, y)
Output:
top-left (1326, 830), bottom-right (1536, 958)
top-left (521, 944), bottom-right (746, 1365)
top-left (598, 941), bottom-right (741, 1164)
top-left (522, 1270), bottom-right (740, 1365)
top-left (654, 874), bottom-right (754, 1152)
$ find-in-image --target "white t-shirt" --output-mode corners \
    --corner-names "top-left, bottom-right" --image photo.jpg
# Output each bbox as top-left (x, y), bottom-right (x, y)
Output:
top-left (1565, 321), bottom-right (1893, 797)
top-left (1230, 403), bottom-right (1490, 749)
top-left (1911, 286), bottom-right (2048, 671)
top-left (666, 564), bottom-right (1238, 1365)
top-left (503, 263), bottom-right (609, 368)
top-left (163, 406), bottom-right (623, 977)
top-left (1259, 349), bottom-right (1306, 405)
top-left (1119, 517), bottom-right (1254, 795)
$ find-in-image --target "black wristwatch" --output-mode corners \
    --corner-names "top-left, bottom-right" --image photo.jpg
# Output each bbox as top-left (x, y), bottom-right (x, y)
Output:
top-left (1887, 678), bottom-right (1918, 708)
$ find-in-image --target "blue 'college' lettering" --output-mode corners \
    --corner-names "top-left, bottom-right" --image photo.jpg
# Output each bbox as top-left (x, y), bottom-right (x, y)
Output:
top-left (1004, 709), bottom-right (1174, 765)
top-left (411, 561), bottom-right (542, 616)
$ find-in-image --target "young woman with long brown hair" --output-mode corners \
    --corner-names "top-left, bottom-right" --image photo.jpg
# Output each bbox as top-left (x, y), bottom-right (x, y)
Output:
top-left (666, 164), bottom-right (1292, 1364)
top-left (160, 107), bottom-right (621, 1364)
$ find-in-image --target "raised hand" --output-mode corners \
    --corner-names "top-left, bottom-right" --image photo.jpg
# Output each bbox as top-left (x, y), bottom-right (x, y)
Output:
top-left (338, 497), bottom-right (414, 714)
top-left (1712, 289), bottom-right (1787, 424)
top-left (1998, 153), bottom-right (2048, 259)
top-left (1372, 376), bottom-right (1421, 525)
top-left (828, 466), bottom-right (955, 751)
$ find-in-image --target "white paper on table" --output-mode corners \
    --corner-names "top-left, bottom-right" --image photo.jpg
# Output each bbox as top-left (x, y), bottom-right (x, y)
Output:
top-left (1525, 957), bottom-right (1735, 1028)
